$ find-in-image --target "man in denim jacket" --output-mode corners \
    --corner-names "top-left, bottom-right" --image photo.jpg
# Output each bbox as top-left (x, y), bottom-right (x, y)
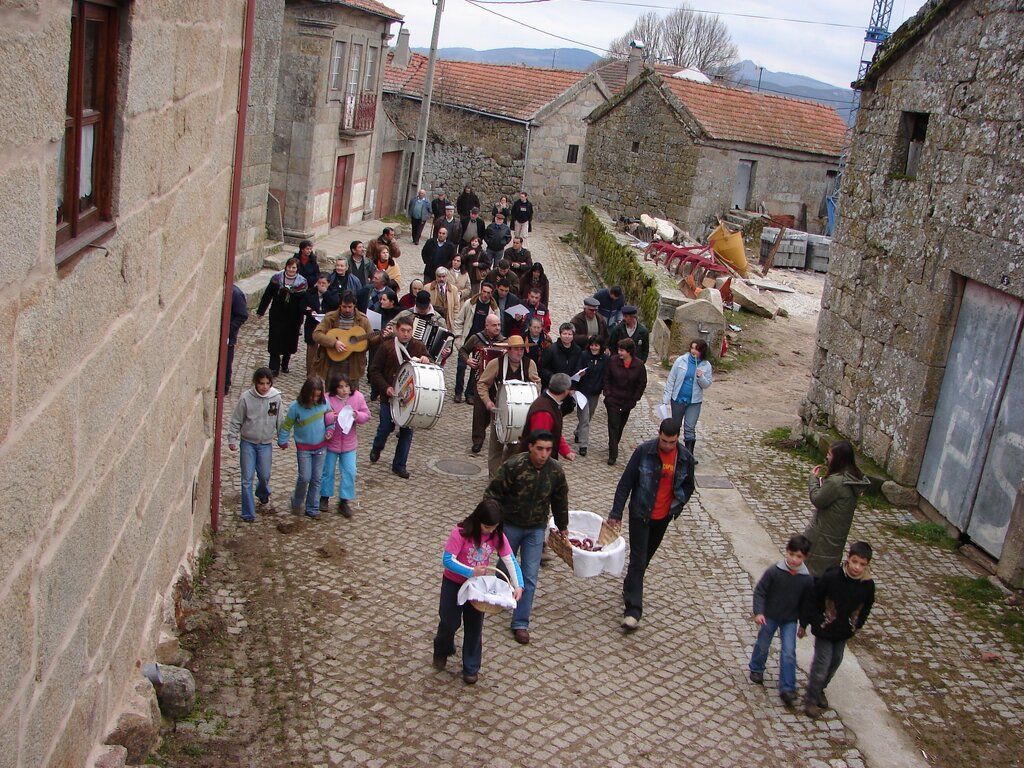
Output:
top-left (606, 419), bottom-right (695, 631)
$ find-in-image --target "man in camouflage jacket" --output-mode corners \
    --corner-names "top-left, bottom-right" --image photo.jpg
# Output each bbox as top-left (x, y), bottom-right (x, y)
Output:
top-left (485, 431), bottom-right (568, 645)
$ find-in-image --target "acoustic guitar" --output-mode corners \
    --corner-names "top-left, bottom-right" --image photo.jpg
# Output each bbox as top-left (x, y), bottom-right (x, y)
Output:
top-left (324, 327), bottom-right (375, 362)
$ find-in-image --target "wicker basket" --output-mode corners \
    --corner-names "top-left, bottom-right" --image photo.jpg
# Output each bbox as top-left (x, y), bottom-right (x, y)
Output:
top-left (468, 567), bottom-right (514, 615)
top-left (548, 521), bottom-right (620, 571)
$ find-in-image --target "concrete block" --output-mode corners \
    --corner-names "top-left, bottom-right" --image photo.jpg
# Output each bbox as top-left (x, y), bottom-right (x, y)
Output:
top-left (123, 21), bottom-right (177, 118)
top-left (0, 13), bottom-right (67, 147)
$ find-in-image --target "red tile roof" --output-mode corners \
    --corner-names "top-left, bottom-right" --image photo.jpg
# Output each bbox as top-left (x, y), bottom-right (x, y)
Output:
top-left (338, 0), bottom-right (402, 21)
top-left (384, 53), bottom-right (589, 122)
top-left (661, 77), bottom-right (847, 157)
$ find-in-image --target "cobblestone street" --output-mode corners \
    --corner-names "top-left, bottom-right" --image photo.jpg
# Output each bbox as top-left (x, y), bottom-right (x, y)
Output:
top-left (171, 221), bottom-right (1023, 768)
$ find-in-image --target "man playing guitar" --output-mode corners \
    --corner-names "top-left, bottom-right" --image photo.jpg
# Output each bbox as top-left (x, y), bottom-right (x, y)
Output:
top-left (312, 290), bottom-right (388, 391)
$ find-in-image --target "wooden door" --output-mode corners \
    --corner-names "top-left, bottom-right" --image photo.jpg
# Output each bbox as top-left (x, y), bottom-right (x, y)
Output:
top-left (376, 151), bottom-right (400, 218)
top-left (331, 155), bottom-right (349, 228)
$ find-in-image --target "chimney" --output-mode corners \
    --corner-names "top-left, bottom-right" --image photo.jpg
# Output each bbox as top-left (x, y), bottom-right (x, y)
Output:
top-left (393, 28), bottom-right (411, 69)
top-left (626, 41), bottom-right (644, 82)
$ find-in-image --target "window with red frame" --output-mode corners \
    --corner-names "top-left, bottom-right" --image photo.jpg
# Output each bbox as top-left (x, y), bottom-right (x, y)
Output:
top-left (57, 0), bottom-right (119, 261)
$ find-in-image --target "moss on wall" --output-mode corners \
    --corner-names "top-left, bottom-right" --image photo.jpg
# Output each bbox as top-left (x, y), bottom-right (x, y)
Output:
top-left (578, 206), bottom-right (659, 329)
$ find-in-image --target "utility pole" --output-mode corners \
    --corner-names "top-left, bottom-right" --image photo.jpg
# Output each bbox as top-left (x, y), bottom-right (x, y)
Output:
top-left (413, 0), bottom-right (444, 197)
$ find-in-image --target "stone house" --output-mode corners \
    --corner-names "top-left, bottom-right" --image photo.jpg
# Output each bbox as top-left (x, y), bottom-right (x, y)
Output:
top-left (0, 1), bottom-right (248, 765)
top-left (582, 69), bottom-right (848, 237)
top-left (381, 47), bottom-right (610, 220)
top-left (803, 0), bottom-right (1024, 562)
top-left (236, 0), bottom-right (403, 275)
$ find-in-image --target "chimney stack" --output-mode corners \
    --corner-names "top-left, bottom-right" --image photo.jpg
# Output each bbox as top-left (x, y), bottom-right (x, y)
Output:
top-left (393, 28), bottom-right (411, 69)
top-left (626, 41), bottom-right (644, 82)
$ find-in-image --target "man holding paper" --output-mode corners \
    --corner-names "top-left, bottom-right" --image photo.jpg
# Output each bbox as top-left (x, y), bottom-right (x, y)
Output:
top-left (312, 290), bottom-right (384, 392)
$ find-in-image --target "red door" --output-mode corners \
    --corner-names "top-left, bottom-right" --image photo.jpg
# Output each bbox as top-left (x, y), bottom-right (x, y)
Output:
top-left (376, 151), bottom-right (401, 218)
top-left (331, 155), bottom-right (349, 228)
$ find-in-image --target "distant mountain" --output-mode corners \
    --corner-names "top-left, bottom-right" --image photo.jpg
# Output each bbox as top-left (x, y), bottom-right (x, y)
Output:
top-left (411, 47), bottom-right (601, 71)
top-left (732, 60), bottom-right (860, 127)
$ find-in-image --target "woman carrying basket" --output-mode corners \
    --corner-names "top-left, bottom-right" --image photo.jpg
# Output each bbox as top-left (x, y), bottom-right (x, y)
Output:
top-left (434, 499), bottom-right (524, 684)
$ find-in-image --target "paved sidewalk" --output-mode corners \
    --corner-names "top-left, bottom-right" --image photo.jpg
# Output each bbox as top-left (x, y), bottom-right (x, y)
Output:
top-left (195, 221), bottom-right (1021, 768)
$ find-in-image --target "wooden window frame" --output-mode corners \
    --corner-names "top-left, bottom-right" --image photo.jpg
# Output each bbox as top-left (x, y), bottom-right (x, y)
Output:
top-left (329, 40), bottom-right (347, 94)
top-left (364, 46), bottom-right (378, 93)
top-left (346, 42), bottom-right (364, 101)
top-left (57, 0), bottom-right (120, 264)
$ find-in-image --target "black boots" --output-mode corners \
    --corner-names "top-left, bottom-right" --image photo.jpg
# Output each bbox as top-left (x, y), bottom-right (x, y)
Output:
top-left (684, 439), bottom-right (698, 465)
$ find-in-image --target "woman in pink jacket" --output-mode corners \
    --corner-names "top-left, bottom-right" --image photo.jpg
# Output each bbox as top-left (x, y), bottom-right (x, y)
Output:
top-left (319, 373), bottom-right (371, 517)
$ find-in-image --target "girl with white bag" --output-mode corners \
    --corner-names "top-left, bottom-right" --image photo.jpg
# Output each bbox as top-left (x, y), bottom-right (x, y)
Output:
top-left (433, 499), bottom-right (523, 685)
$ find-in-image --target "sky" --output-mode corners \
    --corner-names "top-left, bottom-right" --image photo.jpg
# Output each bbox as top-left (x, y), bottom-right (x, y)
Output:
top-left (382, 0), bottom-right (925, 88)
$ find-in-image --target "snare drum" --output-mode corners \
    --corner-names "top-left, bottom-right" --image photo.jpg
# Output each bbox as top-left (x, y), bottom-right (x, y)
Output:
top-left (392, 360), bottom-right (446, 430)
top-left (494, 380), bottom-right (538, 445)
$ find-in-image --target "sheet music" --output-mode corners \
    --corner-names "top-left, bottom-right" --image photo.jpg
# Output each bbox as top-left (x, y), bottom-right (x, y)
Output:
top-left (366, 309), bottom-right (382, 331)
top-left (573, 390), bottom-right (588, 410)
top-left (657, 403), bottom-right (671, 420)
top-left (504, 303), bottom-right (529, 318)
top-left (570, 368), bottom-right (586, 382)
top-left (337, 405), bottom-right (355, 435)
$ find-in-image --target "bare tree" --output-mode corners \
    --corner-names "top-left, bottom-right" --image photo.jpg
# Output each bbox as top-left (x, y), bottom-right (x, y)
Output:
top-left (606, 4), bottom-right (738, 76)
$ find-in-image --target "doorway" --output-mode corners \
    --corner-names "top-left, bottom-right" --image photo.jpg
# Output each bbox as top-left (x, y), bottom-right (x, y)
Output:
top-left (331, 155), bottom-right (350, 228)
top-left (917, 280), bottom-right (1024, 556)
top-left (731, 160), bottom-right (756, 210)
top-left (376, 151), bottom-right (401, 218)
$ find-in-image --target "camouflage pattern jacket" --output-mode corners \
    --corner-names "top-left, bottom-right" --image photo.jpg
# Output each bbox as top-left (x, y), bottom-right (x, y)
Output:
top-left (485, 452), bottom-right (569, 531)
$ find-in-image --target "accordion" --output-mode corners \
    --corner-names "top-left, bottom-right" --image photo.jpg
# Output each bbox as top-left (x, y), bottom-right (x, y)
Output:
top-left (412, 317), bottom-right (455, 366)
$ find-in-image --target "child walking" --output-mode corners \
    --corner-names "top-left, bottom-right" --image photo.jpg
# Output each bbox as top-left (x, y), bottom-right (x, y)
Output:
top-left (748, 534), bottom-right (815, 706)
top-left (278, 376), bottom-right (331, 519)
top-left (318, 374), bottom-right (370, 517)
top-left (433, 499), bottom-right (524, 685)
top-left (803, 541), bottom-right (876, 718)
top-left (227, 368), bottom-right (283, 522)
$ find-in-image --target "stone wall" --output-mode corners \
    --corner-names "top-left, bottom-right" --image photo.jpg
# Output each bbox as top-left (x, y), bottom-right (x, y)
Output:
top-left (692, 143), bottom-right (838, 237)
top-left (0, 3), bottom-right (243, 766)
top-left (383, 96), bottom-right (527, 206)
top-left (583, 81), bottom-right (703, 230)
top-left (272, 3), bottom-right (392, 239)
top-left (238, 0), bottom-right (285, 276)
top-left (802, 0), bottom-right (1024, 484)
top-left (524, 81), bottom-right (606, 222)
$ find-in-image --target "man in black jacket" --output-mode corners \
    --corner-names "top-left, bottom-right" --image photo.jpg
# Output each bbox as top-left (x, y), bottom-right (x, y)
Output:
top-left (539, 323), bottom-right (582, 391)
top-left (606, 419), bottom-right (695, 632)
top-left (510, 191), bottom-right (534, 240)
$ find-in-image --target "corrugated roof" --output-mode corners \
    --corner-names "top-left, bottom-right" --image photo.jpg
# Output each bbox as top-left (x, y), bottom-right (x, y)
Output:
top-left (383, 53), bottom-right (589, 122)
top-left (338, 0), bottom-right (403, 21)
top-left (661, 77), bottom-right (847, 156)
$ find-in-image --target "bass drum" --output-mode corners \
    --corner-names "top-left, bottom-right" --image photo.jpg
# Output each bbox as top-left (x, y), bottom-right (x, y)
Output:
top-left (392, 360), bottom-right (446, 430)
top-left (494, 380), bottom-right (538, 445)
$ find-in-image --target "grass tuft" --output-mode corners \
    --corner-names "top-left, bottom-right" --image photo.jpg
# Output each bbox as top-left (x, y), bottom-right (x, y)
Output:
top-left (888, 521), bottom-right (960, 550)
top-left (946, 576), bottom-right (1024, 649)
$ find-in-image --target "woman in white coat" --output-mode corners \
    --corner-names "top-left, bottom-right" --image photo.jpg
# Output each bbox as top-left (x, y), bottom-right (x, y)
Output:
top-left (663, 339), bottom-right (713, 461)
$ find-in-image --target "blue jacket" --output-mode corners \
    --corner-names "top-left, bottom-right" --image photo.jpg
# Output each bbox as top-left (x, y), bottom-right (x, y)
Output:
top-left (609, 438), bottom-right (695, 523)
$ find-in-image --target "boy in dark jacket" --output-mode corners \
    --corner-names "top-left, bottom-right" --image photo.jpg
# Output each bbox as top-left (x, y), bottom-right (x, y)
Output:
top-left (803, 540), bottom-right (876, 718)
top-left (748, 534), bottom-right (815, 706)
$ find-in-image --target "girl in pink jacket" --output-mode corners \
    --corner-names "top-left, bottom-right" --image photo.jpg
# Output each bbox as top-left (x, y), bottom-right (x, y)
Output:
top-left (319, 374), bottom-right (371, 517)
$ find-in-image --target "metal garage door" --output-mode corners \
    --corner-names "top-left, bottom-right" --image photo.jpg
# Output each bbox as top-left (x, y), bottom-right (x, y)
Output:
top-left (917, 280), bottom-right (1024, 556)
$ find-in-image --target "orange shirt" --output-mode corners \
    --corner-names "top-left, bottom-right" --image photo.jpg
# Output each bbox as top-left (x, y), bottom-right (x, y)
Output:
top-left (650, 447), bottom-right (678, 521)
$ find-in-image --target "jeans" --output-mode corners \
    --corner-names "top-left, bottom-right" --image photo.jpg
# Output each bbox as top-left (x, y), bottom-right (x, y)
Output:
top-left (622, 512), bottom-right (670, 620)
top-left (372, 401), bottom-right (413, 471)
top-left (320, 449), bottom-right (356, 500)
top-left (239, 440), bottom-right (272, 521)
top-left (502, 523), bottom-right (546, 630)
top-left (749, 619), bottom-right (798, 693)
top-left (433, 577), bottom-right (485, 675)
top-left (670, 401), bottom-right (702, 443)
top-left (292, 448), bottom-right (326, 516)
top-left (805, 636), bottom-right (847, 702)
top-left (575, 393), bottom-right (600, 448)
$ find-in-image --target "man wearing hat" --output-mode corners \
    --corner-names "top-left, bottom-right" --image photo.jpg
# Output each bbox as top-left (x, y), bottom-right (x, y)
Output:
top-left (476, 335), bottom-right (541, 476)
top-left (571, 296), bottom-right (609, 349)
top-left (461, 206), bottom-right (486, 249)
top-left (432, 202), bottom-right (461, 245)
top-left (483, 210), bottom-right (512, 269)
top-left (395, 289), bottom-right (443, 332)
top-left (607, 305), bottom-right (650, 362)
top-left (430, 190), bottom-right (448, 223)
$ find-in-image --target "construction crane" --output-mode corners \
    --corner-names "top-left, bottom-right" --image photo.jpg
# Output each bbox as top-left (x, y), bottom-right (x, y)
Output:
top-left (827, 0), bottom-right (895, 235)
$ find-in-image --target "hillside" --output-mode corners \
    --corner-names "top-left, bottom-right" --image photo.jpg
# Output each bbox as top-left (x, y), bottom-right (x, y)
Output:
top-left (411, 46), bottom-right (600, 70)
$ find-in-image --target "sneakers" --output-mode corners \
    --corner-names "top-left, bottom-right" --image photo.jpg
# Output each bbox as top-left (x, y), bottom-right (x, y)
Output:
top-left (621, 616), bottom-right (639, 631)
top-left (780, 691), bottom-right (798, 707)
top-left (319, 496), bottom-right (329, 513)
top-left (749, 670), bottom-right (764, 685)
top-left (338, 499), bottom-right (353, 518)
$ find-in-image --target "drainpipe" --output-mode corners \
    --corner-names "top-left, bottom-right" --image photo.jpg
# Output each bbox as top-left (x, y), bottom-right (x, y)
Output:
top-left (211, 0), bottom-right (257, 533)
top-left (522, 121), bottom-right (531, 193)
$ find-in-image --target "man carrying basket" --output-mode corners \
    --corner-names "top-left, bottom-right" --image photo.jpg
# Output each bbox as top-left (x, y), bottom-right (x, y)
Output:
top-left (606, 419), bottom-right (695, 632)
